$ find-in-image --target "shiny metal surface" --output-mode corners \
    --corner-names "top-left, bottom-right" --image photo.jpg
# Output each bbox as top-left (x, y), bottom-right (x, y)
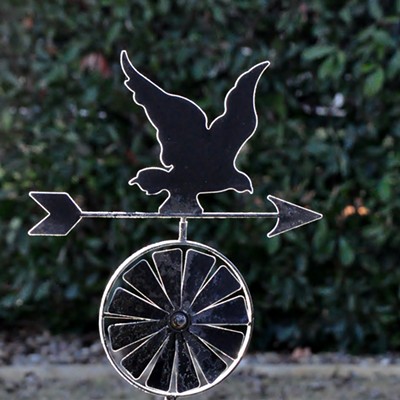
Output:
top-left (27, 50), bottom-right (323, 400)
top-left (99, 240), bottom-right (253, 397)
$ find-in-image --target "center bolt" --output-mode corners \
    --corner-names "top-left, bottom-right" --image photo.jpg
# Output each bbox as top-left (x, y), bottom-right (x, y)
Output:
top-left (169, 311), bottom-right (190, 331)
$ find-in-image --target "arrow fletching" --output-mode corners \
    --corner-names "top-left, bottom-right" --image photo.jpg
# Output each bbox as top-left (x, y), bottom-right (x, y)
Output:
top-left (267, 195), bottom-right (323, 238)
top-left (29, 192), bottom-right (82, 236)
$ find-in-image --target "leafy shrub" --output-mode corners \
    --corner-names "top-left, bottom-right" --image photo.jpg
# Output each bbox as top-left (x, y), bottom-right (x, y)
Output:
top-left (1, 0), bottom-right (399, 352)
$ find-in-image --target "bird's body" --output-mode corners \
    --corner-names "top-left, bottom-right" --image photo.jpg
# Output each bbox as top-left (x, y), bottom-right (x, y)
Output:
top-left (121, 51), bottom-right (269, 214)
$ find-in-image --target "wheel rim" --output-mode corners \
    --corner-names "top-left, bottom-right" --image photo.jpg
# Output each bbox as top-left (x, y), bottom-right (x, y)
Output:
top-left (99, 240), bottom-right (253, 397)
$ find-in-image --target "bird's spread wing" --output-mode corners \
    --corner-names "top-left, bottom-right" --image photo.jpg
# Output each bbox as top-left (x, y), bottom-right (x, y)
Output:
top-left (121, 51), bottom-right (207, 167)
top-left (209, 61), bottom-right (270, 158)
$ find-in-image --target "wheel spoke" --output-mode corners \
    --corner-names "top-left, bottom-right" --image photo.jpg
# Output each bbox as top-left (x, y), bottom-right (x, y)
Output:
top-left (181, 250), bottom-right (215, 308)
top-left (189, 325), bottom-right (244, 359)
top-left (192, 296), bottom-right (249, 325)
top-left (123, 260), bottom-right (173, 312)
top-left (108, 320), bottom-right (166, 351)
top-left (108, 288), bottom-right (167, 320)
top-left (121, 328), bottom-right (168, 379)
top-left (153, 249), bottom-right (183, 308)
top-left (147, 333), bottom-right (176, 391)
top-left (183, 331), bottom-right (227, 384)
top-left (190, 266), bottom-right (241, 313)
top-left (176, 334), bottom-right (200, 393)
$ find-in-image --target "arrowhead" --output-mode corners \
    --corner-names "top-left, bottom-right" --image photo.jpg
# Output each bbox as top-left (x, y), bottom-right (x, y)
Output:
top-left (267, 195), bottom-right (323, 238)
top-left (28, 192), bottom-right (82, 236)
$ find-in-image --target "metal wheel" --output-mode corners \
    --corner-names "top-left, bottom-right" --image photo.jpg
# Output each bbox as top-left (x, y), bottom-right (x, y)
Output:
top-left (99, 240), bottom-right (253, 397)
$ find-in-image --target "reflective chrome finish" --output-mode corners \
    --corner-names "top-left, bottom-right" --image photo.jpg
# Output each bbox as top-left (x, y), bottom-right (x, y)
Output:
top-left (99, 240), bottom-right (253, 398)
top-left (28, 50), bottom-right (323, 400)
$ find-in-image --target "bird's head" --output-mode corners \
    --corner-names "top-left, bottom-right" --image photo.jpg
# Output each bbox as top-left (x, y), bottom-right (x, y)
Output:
top-left (128, 168), bottom-right (170, 195)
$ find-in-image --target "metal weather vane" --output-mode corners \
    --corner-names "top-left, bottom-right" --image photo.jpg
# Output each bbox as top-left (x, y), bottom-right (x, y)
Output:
top-left (29, 51), bottom-right (322, 399)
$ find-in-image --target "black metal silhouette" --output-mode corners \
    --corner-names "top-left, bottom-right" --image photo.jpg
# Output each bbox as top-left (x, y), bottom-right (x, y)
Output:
top-left (27, 50), bottom-right (323, 400)
top-left (121, 51), bottom-right (269, 214)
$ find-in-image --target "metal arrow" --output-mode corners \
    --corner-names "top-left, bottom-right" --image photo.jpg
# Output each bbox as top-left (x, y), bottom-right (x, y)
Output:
top-left (28, 191), bottom-right (322, 238)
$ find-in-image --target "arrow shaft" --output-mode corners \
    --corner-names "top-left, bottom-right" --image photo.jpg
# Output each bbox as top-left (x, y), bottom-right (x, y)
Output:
top-left (81, 211), bottom-right (279, 219)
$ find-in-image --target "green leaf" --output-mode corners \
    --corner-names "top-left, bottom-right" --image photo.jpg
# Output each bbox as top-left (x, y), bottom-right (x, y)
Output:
top-left (318, 55), bottom-right (336, 80)
top-left (65, 283), bottom-right (80, 300)
top-left (267, 236), bottom-right (281, 255)
top-left (373, 30), bottom-right (396, 48)
top-left (339, 6), bottom-right (352, 24)
top-left (368, 0), bottom-right (383, 20)
top-left (339, 237), bottom-right (355, 266)
top-left (0, 110), bottom-right (13, 132)
top-left (388, 51), bottom-right (400, 79)
top-left (106, 22), bottom-right (122, 49)
top-left (364, 67), bottom-right (384, 97)
top-left (302, 45), bottom-right (335, 61)
top-left (377, 175), bottom-right (392, 201)
top-left (42, 64), bottom-right (68, 86)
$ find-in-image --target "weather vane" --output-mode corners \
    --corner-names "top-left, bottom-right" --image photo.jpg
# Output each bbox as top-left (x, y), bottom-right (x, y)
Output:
top-left (29, 50), bottom-right (322, 399)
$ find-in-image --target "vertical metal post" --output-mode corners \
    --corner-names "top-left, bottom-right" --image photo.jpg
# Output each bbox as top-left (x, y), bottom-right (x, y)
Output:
top-left (178, 217), bottom-right (188, 241)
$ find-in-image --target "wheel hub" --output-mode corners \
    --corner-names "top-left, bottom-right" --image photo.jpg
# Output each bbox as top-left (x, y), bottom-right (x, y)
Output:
top-left (169, 310), bottom-right (190, 331)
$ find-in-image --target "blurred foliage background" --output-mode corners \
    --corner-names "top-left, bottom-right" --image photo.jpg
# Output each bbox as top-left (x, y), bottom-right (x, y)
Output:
top-left (1, 0), bottom-right (399, 353)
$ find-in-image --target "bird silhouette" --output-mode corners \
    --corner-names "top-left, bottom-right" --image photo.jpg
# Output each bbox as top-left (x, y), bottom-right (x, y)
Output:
top-left (121, 50), bottom-right (269, 214)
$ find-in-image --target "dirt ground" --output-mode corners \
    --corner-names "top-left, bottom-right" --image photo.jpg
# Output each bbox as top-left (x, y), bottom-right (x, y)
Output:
top-left (2, 330), bottom-right (400, 399)
top-left (1, 362), bottom-right (400, 400)
top-left (0, 328), bottom-right (400, 400)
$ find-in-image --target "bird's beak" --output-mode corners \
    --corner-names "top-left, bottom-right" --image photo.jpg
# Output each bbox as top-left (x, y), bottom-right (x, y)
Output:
top-left (128, 177), bottom-right (137, 186)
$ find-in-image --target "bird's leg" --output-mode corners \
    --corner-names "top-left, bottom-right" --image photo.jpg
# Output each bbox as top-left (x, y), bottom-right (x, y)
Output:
top-left (159, 191), bottom-right (202, 215)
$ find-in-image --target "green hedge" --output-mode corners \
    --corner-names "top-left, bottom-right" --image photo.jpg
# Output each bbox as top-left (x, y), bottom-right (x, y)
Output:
top-left (1, 0), bottom-right (399, 353)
